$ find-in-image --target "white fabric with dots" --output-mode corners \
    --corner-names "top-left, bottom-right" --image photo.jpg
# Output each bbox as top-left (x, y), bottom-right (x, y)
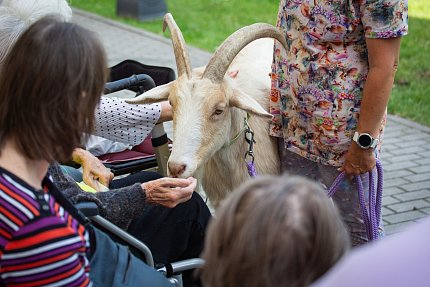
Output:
top-left (94, 97), bottom-right (161, 146)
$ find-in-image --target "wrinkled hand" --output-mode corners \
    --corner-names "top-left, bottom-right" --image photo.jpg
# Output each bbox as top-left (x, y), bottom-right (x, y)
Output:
top-left (143, 177), bottom-right (197, 208)
top-left (81, 159), bottom-right (113, 191)
top-left (73, 148), bottom-right (113, 191)
top-left (339, 143), bottom-right (376, 177)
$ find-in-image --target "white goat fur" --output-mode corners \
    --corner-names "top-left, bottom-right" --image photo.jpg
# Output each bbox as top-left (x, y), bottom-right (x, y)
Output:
top-left (128, 36), bottom-right (281, 207)
top-left (200, 38), bottom-right (280, 206)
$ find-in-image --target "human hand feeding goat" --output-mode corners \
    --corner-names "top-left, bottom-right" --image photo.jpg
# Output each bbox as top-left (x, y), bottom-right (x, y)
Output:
top-left (126, 13), bottom-right (288, 207)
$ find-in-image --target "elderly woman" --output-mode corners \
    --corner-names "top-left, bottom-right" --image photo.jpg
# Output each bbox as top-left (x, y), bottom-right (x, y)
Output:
top-left (201, 175), bottom-right (350, 287)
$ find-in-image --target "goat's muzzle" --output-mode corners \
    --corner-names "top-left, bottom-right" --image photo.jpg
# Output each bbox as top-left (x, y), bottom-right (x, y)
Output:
top-left (168, 161), bottom-right (187, 178)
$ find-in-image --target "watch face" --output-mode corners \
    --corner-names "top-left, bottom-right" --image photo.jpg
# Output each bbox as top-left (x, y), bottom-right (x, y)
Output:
top-left (358, 134), bottom-right (372, 147)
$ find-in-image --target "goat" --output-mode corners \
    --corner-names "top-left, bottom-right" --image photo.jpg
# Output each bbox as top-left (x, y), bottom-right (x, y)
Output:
top-left (127, 13), bottom-right (288, 207)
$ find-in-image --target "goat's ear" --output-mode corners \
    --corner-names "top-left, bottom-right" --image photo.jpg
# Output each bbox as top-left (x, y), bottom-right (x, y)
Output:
top-left (125, 82), bottom-right (173, 104)
top-left (230, 88), bottom-right (273, 119)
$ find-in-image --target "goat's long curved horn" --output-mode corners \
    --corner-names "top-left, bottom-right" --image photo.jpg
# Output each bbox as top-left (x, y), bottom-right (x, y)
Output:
top-left (203, 23), bottom-right (288, 84)
top-left (163, 13), bottom-right (192, 79)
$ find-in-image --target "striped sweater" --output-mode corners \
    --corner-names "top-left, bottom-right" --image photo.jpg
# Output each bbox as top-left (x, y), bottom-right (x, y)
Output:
top-left (0, 167), bottom-right (91, 286)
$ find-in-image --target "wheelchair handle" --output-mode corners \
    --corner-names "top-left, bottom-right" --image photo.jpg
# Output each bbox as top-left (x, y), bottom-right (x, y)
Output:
top-left (157, 258), bottom-right (205, 276)
top-left (104, 74), bottom-right (156, 95)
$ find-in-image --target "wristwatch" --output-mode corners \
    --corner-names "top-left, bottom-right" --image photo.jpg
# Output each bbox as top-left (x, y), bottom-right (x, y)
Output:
top-left (353, 131), bottom-right (379, 149)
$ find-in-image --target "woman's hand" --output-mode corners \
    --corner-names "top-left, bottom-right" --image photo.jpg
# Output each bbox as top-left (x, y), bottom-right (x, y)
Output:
top-left (72, 148), bottom-right (113, 191)
top-left (339, 143), bottom-right (376, 176)
top-left (143, 177), bottom-right (197, 208)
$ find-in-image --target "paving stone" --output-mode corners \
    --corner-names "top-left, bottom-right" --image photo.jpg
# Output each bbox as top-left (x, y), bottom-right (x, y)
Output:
top-left (382, 169), bottom-right (414, 180)
top-left (413, 158), bottom-right (430, 165)
top-left (380, 150), bottom-right (395, 159)
top-left (380, 144), bottom-right (401, 153)
top-left (394, 190), bottom-right (430, 201)
top-left (383, 210), bottom-right (427, 224)
top-left (405, 172), bottom-right (430, 183)
top-left (395, 133), bottom-right (430, 141)
top-left (384, 123), bottom-right (410, 132)
top-left (382, 137), bottom-right (405, 145)
top-left (382, 196), bottom-right (400, 205)
top-left (384, 221), bottom-right (418, 235)
top-left (383, 161), bottom-right (419, 172)
top-left (419, 151), bottom-right (430, 158)
top-left (409, 165), bottom-right (430, 173)
top-left (389, 153), bottom-right (422, 163)
top-left (383, 178), bottom-right (410, 188)
top-left (383, 128), bottom-right (407, 137)
top-left (383, 187), bottom-right (406, 196)
top-left (381, 206), bottom-right (394, 216)
top-left (380, 157), bottom-right (393, 165)
top-left (73, 10), bottom-right (212, 72)
top-left (387, 146), bottom-right (426, 156)
top-left (386, 199), bottom-right (430, 213)
top-left (400, 181), bottom-right (430, 192)
top-left (395, 139), bottom-right (428, 148)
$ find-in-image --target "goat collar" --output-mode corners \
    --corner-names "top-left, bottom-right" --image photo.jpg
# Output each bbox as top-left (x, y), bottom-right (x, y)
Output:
top-left (223, 113), bottom-right (251, 148)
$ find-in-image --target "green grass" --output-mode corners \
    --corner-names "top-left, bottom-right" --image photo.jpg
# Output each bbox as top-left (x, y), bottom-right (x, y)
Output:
top-left (389, 2), bottom-right (430, 126)
top-left (69, 0), bottom-right (278, 51)
top-left (70, 0), bottom-right (430, 126)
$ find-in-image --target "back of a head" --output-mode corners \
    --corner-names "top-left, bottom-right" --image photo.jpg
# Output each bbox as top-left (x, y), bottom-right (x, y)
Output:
top-left (2, 0), bottom-right (72, 21)
top-left (0, 0), bottom-right (72, 66)
top-left (0, 16), bottom-right (108, 162)
top-left (201, 175), bottom-right (350, 287)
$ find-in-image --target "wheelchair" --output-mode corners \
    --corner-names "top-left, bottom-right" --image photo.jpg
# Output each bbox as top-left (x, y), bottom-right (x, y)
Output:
top-left (77, 201), bottom-right (204, 287)
top-left (100, 59), bottom-right (175, 177)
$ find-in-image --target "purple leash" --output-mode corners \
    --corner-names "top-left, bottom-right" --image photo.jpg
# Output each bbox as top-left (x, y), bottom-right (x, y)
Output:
top-left (328, 160), bottom-right (383, 241)
top-left (246, 161), bottom-right (257, 177)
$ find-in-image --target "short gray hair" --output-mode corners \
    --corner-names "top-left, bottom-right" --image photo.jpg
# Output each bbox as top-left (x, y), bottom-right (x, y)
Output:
top-left (0, 0), bottom-right (72, 66)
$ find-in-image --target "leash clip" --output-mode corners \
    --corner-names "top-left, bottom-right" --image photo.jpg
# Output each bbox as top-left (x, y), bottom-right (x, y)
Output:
top-left (244, 126), bottom-right (255, 163)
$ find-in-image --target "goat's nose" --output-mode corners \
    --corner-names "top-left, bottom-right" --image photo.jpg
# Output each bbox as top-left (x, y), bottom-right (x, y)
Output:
top-left (168, 162), bottom-right (186, 177)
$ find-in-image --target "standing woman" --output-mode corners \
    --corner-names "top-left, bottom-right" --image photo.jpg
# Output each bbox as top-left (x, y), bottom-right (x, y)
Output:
top-left (0, 16), bottom-right (107, 285)
top-left (270, 0), bottom-right (408, 245)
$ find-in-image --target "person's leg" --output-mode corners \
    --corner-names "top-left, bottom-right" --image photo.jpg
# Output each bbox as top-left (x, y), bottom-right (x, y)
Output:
top-left (127, 191), bottom-right (211, 264)
top-left (125, 192), bottom-right (211, 287)
top-left (318, 165), bottom-right (372, 246)
top-left (277, 139), bottom-right (383, 246)
top-left (320, 163), bottom-right (385, 244)
top-left (277, 139), bottom-right (319, 178)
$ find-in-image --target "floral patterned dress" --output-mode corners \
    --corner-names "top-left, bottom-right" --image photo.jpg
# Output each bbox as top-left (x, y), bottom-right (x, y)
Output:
top-left (270, 0), bottom-right (408, 167)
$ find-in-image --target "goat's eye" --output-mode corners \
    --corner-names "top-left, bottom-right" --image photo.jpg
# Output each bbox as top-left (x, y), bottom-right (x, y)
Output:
top-left (214, 109), bottom-right (224, 115)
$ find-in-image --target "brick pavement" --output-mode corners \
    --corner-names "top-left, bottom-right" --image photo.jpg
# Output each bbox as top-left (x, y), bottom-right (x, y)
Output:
top-left (73, 8), bottom-right (430, 236)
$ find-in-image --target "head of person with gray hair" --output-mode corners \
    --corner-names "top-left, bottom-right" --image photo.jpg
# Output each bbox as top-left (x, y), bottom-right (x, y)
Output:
top-left (0, 0), bottom-right (72, 66)
top-left (201, 174), bottom-right (351, 287)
